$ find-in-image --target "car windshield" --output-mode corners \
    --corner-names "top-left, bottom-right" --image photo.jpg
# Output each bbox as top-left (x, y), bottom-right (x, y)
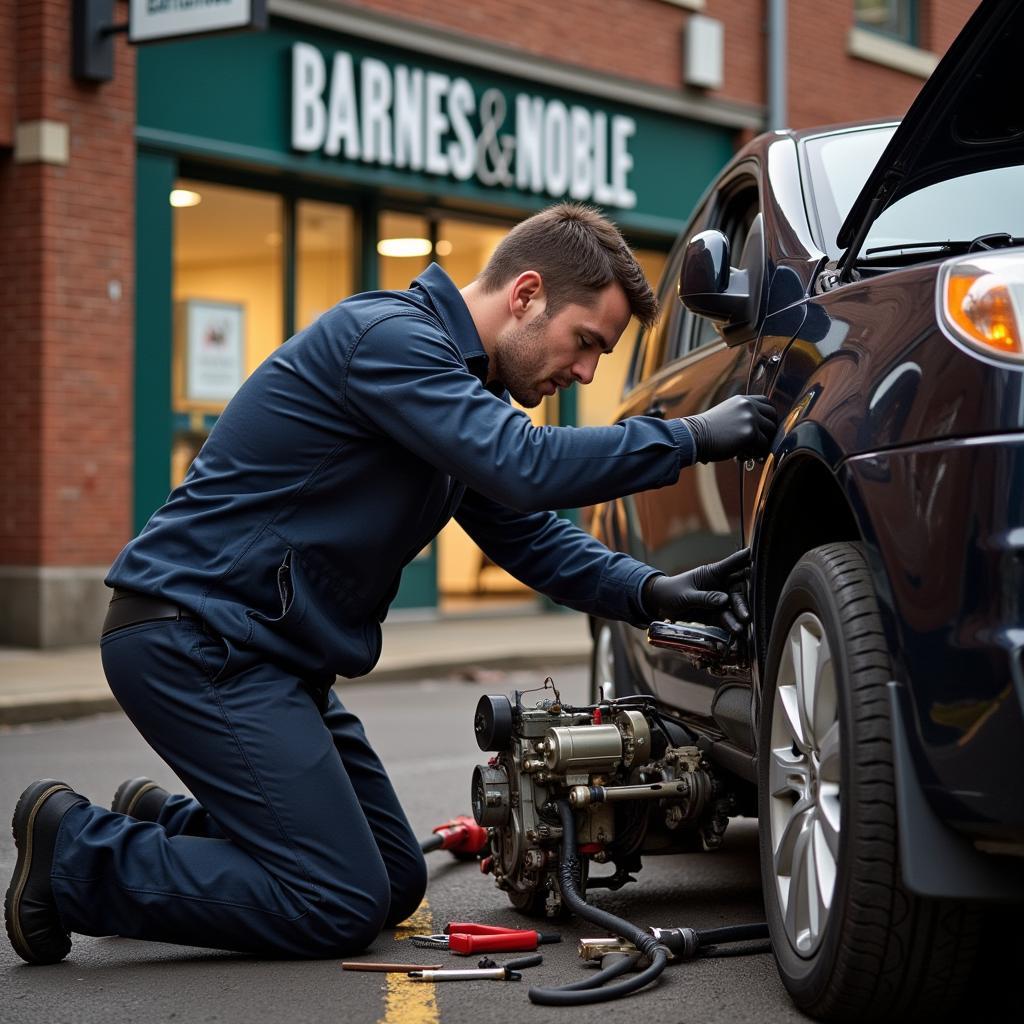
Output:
top-left (804, 126), bottom-right (1024, 261)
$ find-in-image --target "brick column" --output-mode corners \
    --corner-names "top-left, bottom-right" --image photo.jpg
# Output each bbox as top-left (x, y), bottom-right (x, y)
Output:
top-left (0, 0), bottom-right (135, 646)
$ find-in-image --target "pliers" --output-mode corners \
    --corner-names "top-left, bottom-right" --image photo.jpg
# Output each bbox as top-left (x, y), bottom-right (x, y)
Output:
top-left (411, 922), bottom-right (561, 955)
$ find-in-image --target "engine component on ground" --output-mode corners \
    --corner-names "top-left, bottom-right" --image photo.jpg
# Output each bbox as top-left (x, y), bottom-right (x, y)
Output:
top-left (471, 765), bottom-right (511, 827)
top-left (543, 724), bottom-right (622, 773)
top-left (471, 680), bottom-right (732, 918)
top-left (527, 800), bottom-right (670, 1005)
top-left (569, 780), bottom-right (692, 806)
top-left (474, 694), bottom-right (514, 751)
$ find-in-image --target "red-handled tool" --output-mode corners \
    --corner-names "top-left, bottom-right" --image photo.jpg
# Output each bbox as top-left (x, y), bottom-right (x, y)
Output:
top-left (418, 816), bottom-right (489, 860)
top-left (448, 930), bottom-right (558, 955)
top-left (445, 922), bottom-right (534, 935)
top-left (412, 924), bottom-right (561, 955)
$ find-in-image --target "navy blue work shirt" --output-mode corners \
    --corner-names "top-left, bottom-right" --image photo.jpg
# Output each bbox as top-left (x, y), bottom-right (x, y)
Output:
top-left (107, 265), bottom-right (696, 682)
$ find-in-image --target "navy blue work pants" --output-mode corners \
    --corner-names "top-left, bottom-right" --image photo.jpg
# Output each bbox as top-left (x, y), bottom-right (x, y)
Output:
top-left (49, 618), bottom-right (426, 957)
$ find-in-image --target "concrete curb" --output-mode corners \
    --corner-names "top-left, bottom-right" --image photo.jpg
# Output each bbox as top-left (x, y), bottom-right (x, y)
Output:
top-left (0, 693), bottom-right (120, 727)
top-left (0, 651), bottom-right (590, 727)
top-left (361, 648), bottom-right (589, 683)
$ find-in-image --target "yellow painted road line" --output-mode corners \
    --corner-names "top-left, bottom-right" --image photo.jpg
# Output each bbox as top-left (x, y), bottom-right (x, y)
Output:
top-left (377, 899), bottom-right (439, 1024)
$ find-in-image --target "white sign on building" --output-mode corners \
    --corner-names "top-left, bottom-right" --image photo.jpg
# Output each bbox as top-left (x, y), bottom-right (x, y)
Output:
top-left (130, 0), bottom-right (266, 44)
top-left (290, 43), bottom-right (638, 209)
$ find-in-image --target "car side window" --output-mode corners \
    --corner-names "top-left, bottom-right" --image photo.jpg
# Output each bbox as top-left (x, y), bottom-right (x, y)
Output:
top-left (684, 180), bottom-right (761, 355)
top-left (627, 198), bottom-right (713, 387)
top-left (626, 242), bottom-right (687, 388)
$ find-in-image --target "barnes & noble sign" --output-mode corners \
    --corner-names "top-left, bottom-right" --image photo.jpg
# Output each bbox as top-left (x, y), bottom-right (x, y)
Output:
top-left (291, 43), bottom-right (639, 210)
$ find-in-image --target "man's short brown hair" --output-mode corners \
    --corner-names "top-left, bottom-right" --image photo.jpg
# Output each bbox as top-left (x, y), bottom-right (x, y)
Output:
top-left (477, 203), bottom-right (659, 328)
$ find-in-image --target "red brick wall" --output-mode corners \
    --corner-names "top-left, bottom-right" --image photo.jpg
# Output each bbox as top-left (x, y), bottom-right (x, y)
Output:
top-left (0, 0), bottom-right (13, 148)
top-left (786, 0), bottom-right (976, 130)
top-left (0, 0), bottom-right (135, 567)
top-left (346, 0), bottom-right (690, 91)
top-left (348, 0), bottom-right (977, 130)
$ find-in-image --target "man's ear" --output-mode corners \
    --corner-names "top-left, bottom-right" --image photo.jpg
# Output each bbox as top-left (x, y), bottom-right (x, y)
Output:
top-left (508, 271), bottom-right (545, 320)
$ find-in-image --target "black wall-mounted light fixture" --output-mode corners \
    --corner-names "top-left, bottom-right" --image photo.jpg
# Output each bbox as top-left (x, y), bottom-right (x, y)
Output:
top-left (72, 0), bottom-right (268, 84)
top-left (72, 0), bottom-right (126, 83)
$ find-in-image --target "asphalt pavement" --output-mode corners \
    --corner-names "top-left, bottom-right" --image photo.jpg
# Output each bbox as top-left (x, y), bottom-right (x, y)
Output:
top-left (0, 666), bottom-right (809, 1024)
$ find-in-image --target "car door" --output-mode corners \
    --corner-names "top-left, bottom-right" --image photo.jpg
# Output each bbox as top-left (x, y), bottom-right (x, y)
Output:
top-left (609, 204), bottom-right (713, 695)
top-left (632, 170), bottom-right (764, 719)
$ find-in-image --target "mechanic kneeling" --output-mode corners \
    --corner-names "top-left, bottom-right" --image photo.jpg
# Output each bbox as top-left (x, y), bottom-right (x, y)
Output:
top-left (5, 203), bottom-right (776, 964)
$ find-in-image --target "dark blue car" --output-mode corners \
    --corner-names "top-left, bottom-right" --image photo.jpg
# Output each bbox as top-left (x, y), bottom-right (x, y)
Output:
top-left (588, 0), bottom-right (1024, 1017)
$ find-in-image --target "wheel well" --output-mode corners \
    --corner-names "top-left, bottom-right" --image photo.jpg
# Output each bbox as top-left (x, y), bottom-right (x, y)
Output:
top-left (755, 456), bottom-right (861, 663)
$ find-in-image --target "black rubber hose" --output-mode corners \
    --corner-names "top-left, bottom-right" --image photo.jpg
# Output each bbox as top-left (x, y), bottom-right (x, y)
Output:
top-left (551, 952), bottom-right (639, 991)
top-left (697, 941), bottom-right (773, 958)
top-left (528, 801), bottom-right (670, 1006)
top-left (419, 834), bottom-right (444, 853)
top-left (695, 922), bottom-right (769, 945)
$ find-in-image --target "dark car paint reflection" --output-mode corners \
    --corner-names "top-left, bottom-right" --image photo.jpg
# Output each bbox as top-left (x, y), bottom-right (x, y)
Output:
top-left (592, 127), bottom-right (1024, 845)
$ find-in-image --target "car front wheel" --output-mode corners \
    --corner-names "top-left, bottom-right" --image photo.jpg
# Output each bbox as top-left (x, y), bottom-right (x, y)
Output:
top-left (758, 542), bottom-right (979, 1021)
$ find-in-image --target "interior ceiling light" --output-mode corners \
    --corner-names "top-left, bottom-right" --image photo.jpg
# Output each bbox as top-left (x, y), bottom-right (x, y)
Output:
top-left (169, 189), bottom-right (202, 208)
top-left (435, 240), bottom-right (453, 256)
top-left (377, 237), bottom-right (432, 258)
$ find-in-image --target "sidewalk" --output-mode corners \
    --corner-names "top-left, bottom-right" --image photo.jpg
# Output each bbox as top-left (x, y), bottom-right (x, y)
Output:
top-left (0, 611), bottom-right (592, 726)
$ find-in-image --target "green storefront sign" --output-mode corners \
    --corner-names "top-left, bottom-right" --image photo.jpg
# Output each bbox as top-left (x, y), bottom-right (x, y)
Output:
top-left (134, 16), bottom-right (736, 608)
top-left (291, 43), bottom-right (643, 212)
top-left (137, 17), bottom-right (734, 235)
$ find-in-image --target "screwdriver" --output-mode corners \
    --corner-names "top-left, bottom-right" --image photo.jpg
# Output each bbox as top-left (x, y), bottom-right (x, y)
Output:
top-left (408, 954), bottom-right (543, 981)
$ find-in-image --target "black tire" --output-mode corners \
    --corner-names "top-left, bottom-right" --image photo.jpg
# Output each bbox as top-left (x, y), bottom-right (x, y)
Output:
top-left (758, 542), bottom-right (979, 1022)
top-left (589, 619), bottom-right (635, 703)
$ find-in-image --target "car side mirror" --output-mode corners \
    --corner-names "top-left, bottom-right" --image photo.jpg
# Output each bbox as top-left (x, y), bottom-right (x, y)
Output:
top-left (678, 217), bottom-right (764, 345)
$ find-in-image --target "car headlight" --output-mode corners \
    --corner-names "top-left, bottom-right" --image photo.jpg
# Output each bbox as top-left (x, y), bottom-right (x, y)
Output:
top-left (939, 254), bottom-right (1024, 362)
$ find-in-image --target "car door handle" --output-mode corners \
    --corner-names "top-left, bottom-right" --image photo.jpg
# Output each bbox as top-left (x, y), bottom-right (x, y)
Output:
top-left (643, 401), bottom-right (667, 419)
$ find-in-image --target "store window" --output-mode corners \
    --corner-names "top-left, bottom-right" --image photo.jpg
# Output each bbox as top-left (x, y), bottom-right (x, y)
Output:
top-left (379, 211), bottom-right (431, 290)
top-left (171, 180), bottom-right (284, 487)
top-left (431, 215), bottom-right (545, 610)
top-left (855, 0), bottom-right (917, 45)
top-left (296, 200), bottom-right (356, 330)
top-left (434, 218), bottom-right (507, 289)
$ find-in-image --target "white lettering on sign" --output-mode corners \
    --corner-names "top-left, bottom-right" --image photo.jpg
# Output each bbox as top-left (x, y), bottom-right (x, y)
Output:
top-left (290, 44), bottom-right (638, 209)
top-left (325, 52), bottom-right (359, 159)
top-left (424, 72), bottom-right (450, 177)
top-left (447, 78), bottom-right (476, 182)
top-left (361, 58), bottom-right (393, 164)
top-left (393, 65), bottom-right (424, 171)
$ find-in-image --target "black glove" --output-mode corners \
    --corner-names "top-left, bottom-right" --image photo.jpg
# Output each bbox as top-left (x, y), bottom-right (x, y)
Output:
top-left (642, 547), bottom-right (751, 638)
top-left (681, 394), bottom-right (777, 463)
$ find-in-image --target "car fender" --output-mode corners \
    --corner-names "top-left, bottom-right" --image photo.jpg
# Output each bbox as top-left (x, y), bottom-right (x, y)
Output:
top-left (752, 443), bottom-right (1024, 901)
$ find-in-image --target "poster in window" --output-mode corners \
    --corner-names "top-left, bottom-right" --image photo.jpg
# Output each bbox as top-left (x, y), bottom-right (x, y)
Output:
top-left (186, 300), bottom-right (245, 402)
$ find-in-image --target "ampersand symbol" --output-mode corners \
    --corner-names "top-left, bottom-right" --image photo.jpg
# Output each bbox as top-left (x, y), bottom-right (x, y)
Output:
top-left (476, 88), bottom-right (515, 188)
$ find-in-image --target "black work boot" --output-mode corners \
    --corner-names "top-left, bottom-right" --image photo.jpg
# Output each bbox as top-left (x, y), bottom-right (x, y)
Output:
top-left (5, 780), bottom-right (87, 965)
top-left (110, 777), bottom-right (169, 822)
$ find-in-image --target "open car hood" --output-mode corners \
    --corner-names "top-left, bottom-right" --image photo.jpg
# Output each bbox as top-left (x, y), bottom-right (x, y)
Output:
top-left (836, 0), bottom-right (1024, 253)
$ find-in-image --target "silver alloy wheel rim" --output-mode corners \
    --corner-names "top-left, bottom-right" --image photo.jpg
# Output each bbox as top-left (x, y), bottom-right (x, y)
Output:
top-left (768, 611), bottom-right (841, 958)
top-left (595, 624), bottom-right (616, 700)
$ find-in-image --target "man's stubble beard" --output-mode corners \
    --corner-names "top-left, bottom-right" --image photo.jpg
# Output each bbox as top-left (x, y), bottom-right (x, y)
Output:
top-left (492, 315), bottom-right (550, 408)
